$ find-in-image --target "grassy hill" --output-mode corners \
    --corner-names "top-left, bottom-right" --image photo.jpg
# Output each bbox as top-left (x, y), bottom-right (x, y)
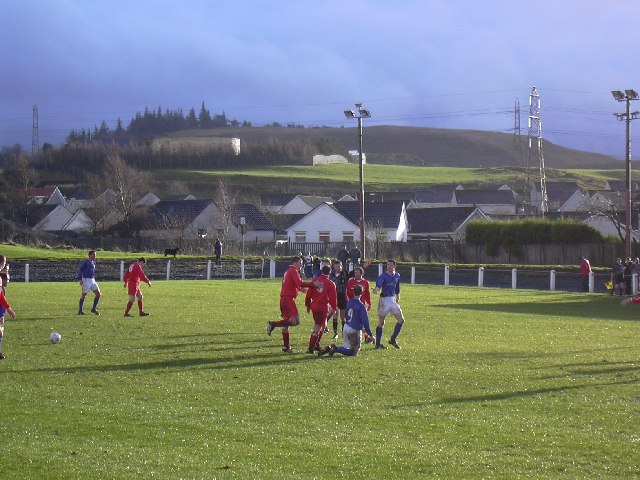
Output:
top-left (164, 125), bottom-right (623, 169)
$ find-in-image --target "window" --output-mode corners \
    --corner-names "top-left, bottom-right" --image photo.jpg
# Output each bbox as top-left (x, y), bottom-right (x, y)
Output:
top-left (342, 232), bottom-right (355, 243)
top-left (294, 231), bottom-right (306, 242)
top-left (319, 231), bottom-right (331, 243)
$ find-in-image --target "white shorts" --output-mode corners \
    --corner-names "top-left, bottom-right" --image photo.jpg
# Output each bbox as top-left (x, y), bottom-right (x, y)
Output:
top-left (378, 296), bottom-right (403, 317)
top-left (341, 324), bottom-right (362, 353)
top-left (81, 278), bottom-right (99, 294)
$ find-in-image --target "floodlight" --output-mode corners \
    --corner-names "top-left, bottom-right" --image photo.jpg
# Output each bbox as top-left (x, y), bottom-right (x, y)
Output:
top-left (358, 108), bottom-right (371, 118)
top-left (625, 89), bottom-right (639, 100)
top-left (612, 90), bottom-right (625, 101)
top-left (344, 110), bottom-right (356, 119)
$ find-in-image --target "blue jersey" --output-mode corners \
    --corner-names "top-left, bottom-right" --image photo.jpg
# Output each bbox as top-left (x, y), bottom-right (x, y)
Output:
top-left (345, 297), bottom-right (373, 336)
top-left (375, 271), bottom-right (400, 297)
top-left (78, 259), bottom-right (96, 280)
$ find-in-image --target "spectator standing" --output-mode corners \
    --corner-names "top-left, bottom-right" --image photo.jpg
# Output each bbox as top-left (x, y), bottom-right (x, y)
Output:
top-left (349, 246), bottom-right (362, 267)
top-left (214, 238), bottom-right (223, 267)
top-left (329, 260), bottom-right (348, 340)
top-left (611, 258), bottom-right (625, 296)
top-left (624, 257), bottom-right (633, 295)
top-left (303, 252), bottom-right (313, 278)
top-left (579, 256), bottom-right (591, 292)
top-left (337, 245), bottom-right (350, 269)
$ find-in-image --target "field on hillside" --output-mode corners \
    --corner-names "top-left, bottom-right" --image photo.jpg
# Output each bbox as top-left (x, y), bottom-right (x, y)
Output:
top-left (153, 164), bottom-right (625, 195)
top-left (2, 280), bottom-right (639, 479)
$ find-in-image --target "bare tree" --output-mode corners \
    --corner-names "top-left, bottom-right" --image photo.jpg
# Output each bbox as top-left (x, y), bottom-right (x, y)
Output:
top-left (6, 154), bottom-right (39, 224)
top-left (213, 178), bottom-right (237, 246)
top-left (102, 154), bottom-right (152, 236)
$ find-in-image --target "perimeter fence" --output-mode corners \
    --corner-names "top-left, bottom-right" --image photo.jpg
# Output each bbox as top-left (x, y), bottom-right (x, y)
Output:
top-left (5, 258), bottom-right (622, 295)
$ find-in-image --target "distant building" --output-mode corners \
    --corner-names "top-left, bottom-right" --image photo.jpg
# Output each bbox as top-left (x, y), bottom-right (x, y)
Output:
top-left (152, 136), bottom-right (240, 155)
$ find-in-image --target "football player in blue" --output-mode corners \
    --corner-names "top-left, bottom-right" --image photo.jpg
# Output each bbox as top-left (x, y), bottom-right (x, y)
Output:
top-left (318, 284), bottom-right (373, 357)
top-left (372, 259), bottom-right (405, 349)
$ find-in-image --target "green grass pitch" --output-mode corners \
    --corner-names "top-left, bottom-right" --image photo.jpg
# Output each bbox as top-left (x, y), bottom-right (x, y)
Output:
top-left (1, 280), bottom-right (639, 479)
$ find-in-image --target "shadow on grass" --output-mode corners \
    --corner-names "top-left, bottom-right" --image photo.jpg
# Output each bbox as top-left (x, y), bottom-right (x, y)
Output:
top-left (20, 345), bottom-right (320, 374)
top-left (433, 295), bottom-right (640, 321)
top-left (430, 378), bottom-right (638, 405)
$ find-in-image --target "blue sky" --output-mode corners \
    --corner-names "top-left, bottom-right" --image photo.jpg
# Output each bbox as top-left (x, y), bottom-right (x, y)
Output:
top-left (2, 0), bottom-right (640, 157)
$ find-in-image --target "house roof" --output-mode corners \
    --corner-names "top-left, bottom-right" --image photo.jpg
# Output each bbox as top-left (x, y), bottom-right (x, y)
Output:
top-left (407, 206), bottom-right (480, 234)
top-left (26, 205), bottom-right (59, 227)
top-left (146, 199), bottom-right (213, 228)
top-left (260, 193), bottom-right (296, 208)
top-left (232, 203), bottom-right (275, 230)
top-left (414, 190), bottom-right (455, 203)
top-left (296, 195), bottom-right (334, 208)
top-left (537, 182), bottom-right (582, 193)
top-left (454, 189), bottom-right (515, 205)
top-left (68, 189), bottom-right (93, 200)
top-left (333, 201), bottom-right (404, 229)
top-left (28, 187), bottom-right (56, 198)
top-left (367, 191), bottom-right (415, 203)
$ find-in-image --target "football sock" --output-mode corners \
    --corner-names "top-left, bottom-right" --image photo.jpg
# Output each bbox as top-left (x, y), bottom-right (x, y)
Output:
top-left (0, 336), bottom-right (3, 353)
top-left (308, 332), bottom-right (319, 351)
top-left (282, 330), bottom-right (290, 348)
top-left (376, 326), bottom-right (383, 345)
top-left (316, 328), bottom-right (325, 347)
top-left (92, 296), bottom-right (100, 311)
top-left (271, 319), bottom-right (289, 328)
top-left (332, 318), bottom-right (338, 334)
top-left (125, 301), bottom-right (133, 314)
top-left (336, 346), bottom-right (355, 356)
top-left (391, 322), bottom-right (403, 341)
top-left (78, 298), bottom-right (84, 312)
top-left (138, 299), bottom-right (143, 313)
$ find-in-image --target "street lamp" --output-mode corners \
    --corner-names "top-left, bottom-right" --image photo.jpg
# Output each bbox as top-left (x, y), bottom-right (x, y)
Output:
top-left (612, 89), bottom-right (640, 258)
top-left (344, 103), bottom-right (371, 261)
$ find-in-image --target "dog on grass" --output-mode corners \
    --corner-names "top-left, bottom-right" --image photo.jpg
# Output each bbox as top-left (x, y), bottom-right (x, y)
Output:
top-left (164, 247), bottom-right (179, 258)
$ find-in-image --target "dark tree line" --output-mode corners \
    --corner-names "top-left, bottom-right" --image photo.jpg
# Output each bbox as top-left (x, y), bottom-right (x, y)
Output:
top-left (65, 101), bottom-right (250, 145)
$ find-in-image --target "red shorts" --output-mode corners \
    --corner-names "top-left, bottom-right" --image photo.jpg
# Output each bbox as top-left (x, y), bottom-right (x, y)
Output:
top-left (127, 283), bottom-right (141, 296)
top-left (280, 297), bottom-right (298, 320)
top-left (311, 310), bottom-right (328, 328)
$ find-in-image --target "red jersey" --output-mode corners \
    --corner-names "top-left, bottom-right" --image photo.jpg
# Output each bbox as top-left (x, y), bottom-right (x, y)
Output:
top-left (305, 274), bottom-right (337, 314)
top-left (0, 290), bottom-right (10, 310)
top-left (280, 264), bottom-right (313, 299)
top-left (124, 262), bottom-right (150, 286)
top-left (347, 277), bottom-right (371, 308)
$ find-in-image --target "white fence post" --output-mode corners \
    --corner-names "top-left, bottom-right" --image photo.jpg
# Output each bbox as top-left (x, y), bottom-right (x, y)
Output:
top-left (207, 260), bottom-right (212, 280)
top-left (120, 261), bottom-right (124, 282)
top-left (378, 263), bottom-right (383, 277)
top-left (241, 259), bottom-right (245, 280)
top-left (512, 268), bottom-right (517, 289)
top-left (478, 267), bottom-right (484, 287)
top-left (24, 263), bottom-right (29, 283)
top-left (411, 266), bottom-right (415, 284)
top-left (166, 260), bottom-right (171, 281)
top-left (633, 273), bottom-right (638, 296)
top-left (589, 271), bottom-right (594, 293)
top-left (270, 259), bottom-right (276, 279)
top-left (444, 265), bottom-right (449, 286)
top-left (550, 269), bottom-right (556, 291)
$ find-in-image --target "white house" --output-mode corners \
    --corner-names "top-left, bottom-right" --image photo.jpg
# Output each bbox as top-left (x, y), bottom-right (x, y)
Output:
top-left (285, 201), bottom-right (408, 243)
top-left (286, 203), bottom-right (358, 243)
top-left (278, 195), bottom-right (334, 215)
top-left (30, 205), bottom-right (72, 232)
top-left (406, 206), bottom-right (490, 241)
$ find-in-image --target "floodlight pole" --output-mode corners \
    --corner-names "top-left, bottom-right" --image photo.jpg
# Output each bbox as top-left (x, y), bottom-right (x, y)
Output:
top-left (357, 114), bottom-right (366, 261)
top-left (344, 103), bottom-right (371, 261)
top-left (613, 89), bottom-right (639, 258)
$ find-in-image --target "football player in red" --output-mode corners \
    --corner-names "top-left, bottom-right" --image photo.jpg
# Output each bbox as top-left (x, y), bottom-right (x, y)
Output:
top-left (267, 256), bottom-right (314, 353)
top-left (347, 266), bottom-right (373, 343)
top-left (304, 265), bottom-right (337, 354)
top-left (124, 257), bottom-right (152, 317)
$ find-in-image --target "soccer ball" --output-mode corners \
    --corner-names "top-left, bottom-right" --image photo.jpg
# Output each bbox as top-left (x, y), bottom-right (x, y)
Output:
top-left (50, 332), bottom-right (62, 344)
